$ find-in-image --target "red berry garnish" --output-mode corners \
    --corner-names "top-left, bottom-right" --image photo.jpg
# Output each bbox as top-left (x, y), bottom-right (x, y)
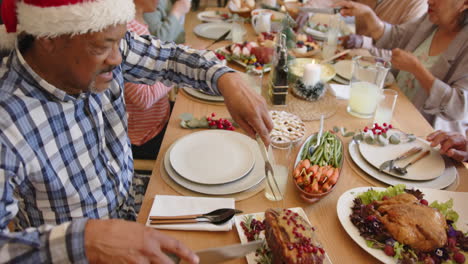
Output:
top-left (382, 196), bottom-right (389, 201)
top-left (207, 117), bottom-right (211, 121)
top-left (420, 199), bottom-right (429, 206)
top-left (454, 252), bottom-right (465, 264)
top-left (388, 124), bottom-right (393, 129)
top-left (384, 245), bottom-right (395, 256)
top-left (383, 123), bottom-right (387, 127)
top-left (211, 112), bottom-right (216, 117)
top-left (366, 215), bottom-right (377, 221)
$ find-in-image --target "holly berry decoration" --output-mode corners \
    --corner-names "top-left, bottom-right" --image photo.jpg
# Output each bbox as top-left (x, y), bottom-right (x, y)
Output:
top-left (179, 112), bottom-right (237, 130)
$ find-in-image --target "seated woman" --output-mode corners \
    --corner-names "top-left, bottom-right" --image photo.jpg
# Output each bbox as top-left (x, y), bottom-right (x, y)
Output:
top-left (126, 0), bottom-right (174, 162)
top-left (337, 0), bottom-right (468, 135)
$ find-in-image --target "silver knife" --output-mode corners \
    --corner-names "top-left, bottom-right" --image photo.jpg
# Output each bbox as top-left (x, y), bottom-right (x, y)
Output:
top-left (299, 7), bottom-right (342, 14)
top-left (177, 240), bottom-right (264, 264)
top-left (205, 30), bottom-right (231, 50)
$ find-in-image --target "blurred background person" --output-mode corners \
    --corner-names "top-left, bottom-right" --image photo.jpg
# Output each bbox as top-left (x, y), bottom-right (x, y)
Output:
top-left (144, 0), bottom-right (191, 44)
top-left (295, 0), bottom-right (427, 29)
top-left (427, 130), bottom-right (468, 162)
top-left (337, 0), bottom-right (468, 135)
top-left (126, 0), bottom-right (174, 195)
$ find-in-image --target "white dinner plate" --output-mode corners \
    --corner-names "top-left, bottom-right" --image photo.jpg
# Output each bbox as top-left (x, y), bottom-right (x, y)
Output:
top-left (170, 130), bottom-right (255, 185)
top-left (197, 10), bottom-right (232, 23)
top-left (302, 26), bottom-right (326, 41)
top-left (182, 87), bottom-right (224, 102)
top-left (358, 133), bottom-right (445, 181)
top-left (333, 60), bottom-right (352, 80)
top-left (234, 208), bottom-right (332, 264)
top-left (164, 133), bottom-right (264, 195)
top-left (348, 140), bottom-right (457, 189)
top-left (193, 22), bottom-right (245, 40)
top-left (337, 187), bottom-right (468, 264)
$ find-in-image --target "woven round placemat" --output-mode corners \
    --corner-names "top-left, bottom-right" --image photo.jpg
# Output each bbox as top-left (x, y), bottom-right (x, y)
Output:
top-left (267, 88), bottom-right (338, 121)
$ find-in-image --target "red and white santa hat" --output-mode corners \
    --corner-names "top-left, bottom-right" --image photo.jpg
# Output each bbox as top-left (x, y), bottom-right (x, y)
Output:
top-left (0, 0), bottom-right (135, 50)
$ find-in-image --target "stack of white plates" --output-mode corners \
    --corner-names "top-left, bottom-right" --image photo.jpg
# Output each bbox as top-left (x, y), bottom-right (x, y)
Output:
top-left (332, 60), bottom-right (352, 84)
top-left (182, 87), bottom-right (224, 102)
top-left (347, 134), bottom-right (458, 189)
top-left (164, 130), bottom-right (264, 195)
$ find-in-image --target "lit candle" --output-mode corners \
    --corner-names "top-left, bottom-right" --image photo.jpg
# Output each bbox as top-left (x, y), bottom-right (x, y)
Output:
top-left (302, 63), bottom-right (321, 87)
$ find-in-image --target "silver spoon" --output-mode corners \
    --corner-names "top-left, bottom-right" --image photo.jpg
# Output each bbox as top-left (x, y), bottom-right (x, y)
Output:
top-left (309, 115), bottom-right (324, 155)
top-left (392, 150), bottom-right (430, 175)
top-left (149, 208), bottom-right (242, 225)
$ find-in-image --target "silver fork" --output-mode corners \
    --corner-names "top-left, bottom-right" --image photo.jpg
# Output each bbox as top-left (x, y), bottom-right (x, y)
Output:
top-left (255, 134), bottom-right (283, 201)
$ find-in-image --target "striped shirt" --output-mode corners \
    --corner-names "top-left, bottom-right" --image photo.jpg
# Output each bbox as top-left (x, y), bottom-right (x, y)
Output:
top-left (126, 20), bottom-right (172, 146)
top-left (0, 31), bottom-right (231, 262)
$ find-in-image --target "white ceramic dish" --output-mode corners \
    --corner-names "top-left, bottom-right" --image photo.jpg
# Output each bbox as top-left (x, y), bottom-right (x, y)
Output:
top-left (170, 130), bottom-right (255, 185)
top-left (197, 10), bottom-right (232, 23)
top-left (337, 187), bottom-right (468, 264)
top-left (333, 60), bottom-right (352, 80)
top-left (193, 22), bottom-right (245, 40)
top-left (358, 133), bottom-right (445, 181)
top-left (164, 131), bottom-right (265, 195)
top-left (182, 87), bottom-right (224, 102)
top-left (234, 207), bottom-right (332, 264)
top-left (348, 140), bottom-right (457, 189)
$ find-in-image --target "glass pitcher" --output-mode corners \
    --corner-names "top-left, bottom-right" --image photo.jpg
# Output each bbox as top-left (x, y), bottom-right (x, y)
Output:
top-left (347, 56), bottom-right (391, 118)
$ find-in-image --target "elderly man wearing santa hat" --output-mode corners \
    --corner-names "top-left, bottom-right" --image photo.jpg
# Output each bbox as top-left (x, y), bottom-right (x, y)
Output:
top-left (0, 0), bottom-right (273, 263)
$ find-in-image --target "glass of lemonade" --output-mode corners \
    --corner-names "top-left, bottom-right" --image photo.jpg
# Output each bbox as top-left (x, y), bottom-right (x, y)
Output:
top-left (347, 56), bottom-right (391, 118)
top-left (373, 89), bottom-right (398, 124)
top-left (231, 15), bottom-right (245, 44)
top-left (264, 136), bottom-right (292, 202)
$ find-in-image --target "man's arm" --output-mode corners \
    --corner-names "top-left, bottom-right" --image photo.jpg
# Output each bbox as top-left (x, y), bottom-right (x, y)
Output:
top-left (119, 32), bottom-right (274, 144)
top-left (0, 143), bottom-right (88, 263)
top-left (0, 143), bottom-right (199, 263)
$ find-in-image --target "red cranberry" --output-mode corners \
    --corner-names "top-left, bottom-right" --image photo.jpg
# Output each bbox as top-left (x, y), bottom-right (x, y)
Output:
top-left (454, 252), bottom-right (466, 264)
top-left (382, 196), bottom-right (390, 201)
top-left (366, 215), bottom-right (377, 221)
top-left (388, 124), bottom-right (393, 129)
top-left (384, 245), bottom-right (395, 256)
top-left (420, 199), bottom-right (429, 206)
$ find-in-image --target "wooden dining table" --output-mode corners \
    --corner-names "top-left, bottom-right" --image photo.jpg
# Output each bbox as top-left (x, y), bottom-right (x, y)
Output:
top-left (137, 8), bottom-right (468, 264)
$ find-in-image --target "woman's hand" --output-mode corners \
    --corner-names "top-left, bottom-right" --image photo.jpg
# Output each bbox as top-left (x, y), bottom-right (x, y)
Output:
top-left (333, 1), bottom-right (384, 40)
top-left (171, 0), bottom-right (191, 20)
top-left (339, 34), bottom-right (364, 49)
top-left (427, 130), bottom-right (468, 162)
top-left (391, 48), bottom-right (421, 73)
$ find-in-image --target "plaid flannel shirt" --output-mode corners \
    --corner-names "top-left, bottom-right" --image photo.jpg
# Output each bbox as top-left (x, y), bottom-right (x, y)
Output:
top-left (0, 31), bottom-right (231, 263)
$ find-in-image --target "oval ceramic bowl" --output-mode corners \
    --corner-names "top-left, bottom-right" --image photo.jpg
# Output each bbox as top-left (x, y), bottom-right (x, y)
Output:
top-left (292, 132), bottom-right (344, 203)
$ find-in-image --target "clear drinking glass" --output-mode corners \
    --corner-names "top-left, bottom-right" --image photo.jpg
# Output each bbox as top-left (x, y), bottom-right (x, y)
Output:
top-left (244, 69), bottom-right (263, 95)
top-left (264, 136), bottom-right (292, 202)
top-left (347, 56), bottom-right (391, 118)
top-left (231, 16), bottom-right (245, 44)
top-left (373, 89), bottom-right (398, 124)
top-left (321, 14), bottom-right (340, 60)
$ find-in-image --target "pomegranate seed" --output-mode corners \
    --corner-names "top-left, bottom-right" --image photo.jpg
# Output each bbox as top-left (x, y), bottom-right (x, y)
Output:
top-left (383, 123), bottom-right (387, 127)
top-left (388, 124), bottom-right (393, 128)
top-left (209, 121), bottom-right (216, 126)
top-left (454, 252), bottom-right (466, 264)
top-left (364, 128), bottom-right (368, 133)
top-left (206, 117), bottom-right (211, 121)
top-left (211, 113), bottom-right (216, 117)
top-left (374, 123), bottom-right (379, 128)
top-left (384, 245), bottom-right (395, 256)
top-left (420, 199), bottom-right (429, 205)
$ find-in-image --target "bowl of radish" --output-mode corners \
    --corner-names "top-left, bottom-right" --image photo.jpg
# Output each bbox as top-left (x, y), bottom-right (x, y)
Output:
top-left (292, 131), bottom-right (343, 203)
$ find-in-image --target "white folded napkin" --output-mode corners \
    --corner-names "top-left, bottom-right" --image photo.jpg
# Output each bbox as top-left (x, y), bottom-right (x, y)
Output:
top-left (146, 195), bottom-right (235, 231)
top-left (329, 84), bottom-right (350, 100)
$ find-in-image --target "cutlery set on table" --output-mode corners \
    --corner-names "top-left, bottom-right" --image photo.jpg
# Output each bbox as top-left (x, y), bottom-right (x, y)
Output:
top-left (348, 129), bottom-right (458, 189)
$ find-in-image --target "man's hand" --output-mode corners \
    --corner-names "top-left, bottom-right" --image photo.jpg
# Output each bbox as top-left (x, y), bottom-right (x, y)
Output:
top-left (85, 219), bottom-right (199, 264)
top-left (334, 0), bottom-right (374, 18)
top-left (391, 48), bottom-right (421, 73)
top-left (217, 72), bottom-right (274, 145)
top-left (427, 130), bottom-right (468, 162)
top-left (339, 34), bottom-right (364, 49)
top-left (171, 0), bottom-right (191, 20)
